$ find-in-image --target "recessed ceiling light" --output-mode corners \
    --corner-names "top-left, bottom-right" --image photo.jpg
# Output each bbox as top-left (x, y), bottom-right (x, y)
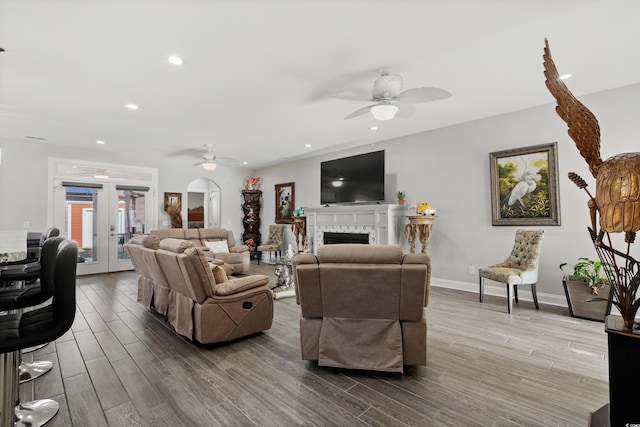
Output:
top-left (96, 140), bottom-right (105, 145)
top-left (560, 74), bottom-right (572, 80)
top-left (168, 55), bottom-right (183, 65)
top-left (242, 161), bottom-right (248, 165)
top-left (305, 144), bottom-right (311, 148)
top-left (125, 103), bottom-right (139, 110)
top-left (370, 126), bottom-right (378, 131)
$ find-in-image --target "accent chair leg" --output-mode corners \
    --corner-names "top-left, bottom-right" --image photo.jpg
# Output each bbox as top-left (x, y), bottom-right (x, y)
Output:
top-left (257, 251), bottom-right (261, 265)
top-left (507, 284), bottom-right (513, 314)
top-left (514, 285), bottom-right (519, 303)
top-left (479, 276), bottom-right (484, 303)
top-left (531, 283), bottom-right (540, 310)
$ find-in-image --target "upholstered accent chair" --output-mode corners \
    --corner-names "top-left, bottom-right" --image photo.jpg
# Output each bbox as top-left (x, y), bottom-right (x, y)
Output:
top-left (479, 229), bottom-right (545, 313)
top-left (257, 224), bottom-right (285, 265)
top-left (292, 244), bottom-right (430, 373)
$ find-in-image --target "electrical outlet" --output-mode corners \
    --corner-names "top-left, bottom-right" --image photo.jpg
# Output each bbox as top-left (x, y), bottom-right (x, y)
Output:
top-left (23, 221), bottom-right (30, 229)
top-left (468, 266), bottom-right (476, 275)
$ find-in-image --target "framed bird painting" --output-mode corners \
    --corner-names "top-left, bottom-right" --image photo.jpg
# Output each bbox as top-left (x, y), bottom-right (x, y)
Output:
top-left (489, 142), bottom-right (561, 226)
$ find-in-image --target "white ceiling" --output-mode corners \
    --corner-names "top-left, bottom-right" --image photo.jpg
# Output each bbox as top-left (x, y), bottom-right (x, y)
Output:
top-left (1, 0), bottom-right (639, 169)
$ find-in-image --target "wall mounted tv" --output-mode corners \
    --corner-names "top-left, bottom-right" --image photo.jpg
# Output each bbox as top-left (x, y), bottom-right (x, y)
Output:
top-left (321, 150), bottom-right (385, 205)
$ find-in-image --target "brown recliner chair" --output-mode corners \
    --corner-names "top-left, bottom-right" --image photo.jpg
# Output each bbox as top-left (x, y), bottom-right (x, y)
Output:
top-left (292, 244), bottom-right (430, 373)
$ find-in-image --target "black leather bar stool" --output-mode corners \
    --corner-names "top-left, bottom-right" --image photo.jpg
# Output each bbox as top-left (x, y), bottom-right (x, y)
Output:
top-left (0, 237), bottom-right (64, 384)
top-left (0, 239), bottom-right (77, 426)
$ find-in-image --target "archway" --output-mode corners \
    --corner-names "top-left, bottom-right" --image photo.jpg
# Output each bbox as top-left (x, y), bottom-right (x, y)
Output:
top-left (186, 178), bottom-right (221, 229)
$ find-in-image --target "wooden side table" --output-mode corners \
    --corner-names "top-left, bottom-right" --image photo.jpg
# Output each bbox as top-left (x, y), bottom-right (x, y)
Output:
top-left (291, 216), bottom-right (306, 252)
top-left (404, 215), bottom-right (435, 254)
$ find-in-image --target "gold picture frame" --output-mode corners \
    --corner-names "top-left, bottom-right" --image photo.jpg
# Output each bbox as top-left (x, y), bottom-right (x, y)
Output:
top-left (164, 192), bottom-right (182, 211)
top-left (275, 182), bottom-right (295, 224)
top-left (489, 142), bottom-right (560, 226)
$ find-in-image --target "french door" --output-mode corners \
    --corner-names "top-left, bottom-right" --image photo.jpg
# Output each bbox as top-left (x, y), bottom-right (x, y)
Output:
top-left (49, 159), bottom-right (158, 275)
top-left (52, 181), bottom-right (154, 274)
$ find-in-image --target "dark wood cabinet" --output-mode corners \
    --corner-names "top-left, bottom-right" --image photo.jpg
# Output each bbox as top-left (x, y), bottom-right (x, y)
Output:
top-left (241, 190), bottom-right (262, 259)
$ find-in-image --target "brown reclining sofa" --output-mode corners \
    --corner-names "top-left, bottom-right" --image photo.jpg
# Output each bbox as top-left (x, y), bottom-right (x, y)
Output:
top-left (150, 228), bottom-right (250, 273)
top-left (125, 234), bottom-right (273, 344)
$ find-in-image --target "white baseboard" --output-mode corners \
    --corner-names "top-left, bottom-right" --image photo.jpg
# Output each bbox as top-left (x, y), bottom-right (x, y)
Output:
top-left (431, 277), bottom-right (568, 308)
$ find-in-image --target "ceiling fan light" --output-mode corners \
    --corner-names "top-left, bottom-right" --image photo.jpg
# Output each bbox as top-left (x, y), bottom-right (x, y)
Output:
top-left (370, 104), bottom-right (398, 121)
top-left (202, 162), bottom-right (217, 171)
top-left (94, 169), bottom-right (109, 179)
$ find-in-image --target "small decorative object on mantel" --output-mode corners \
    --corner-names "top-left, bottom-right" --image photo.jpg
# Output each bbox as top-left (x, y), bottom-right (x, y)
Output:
top-left (243, 176), bottom-right (261, 190)
top-left (397, 191), bottom-right (406, 205)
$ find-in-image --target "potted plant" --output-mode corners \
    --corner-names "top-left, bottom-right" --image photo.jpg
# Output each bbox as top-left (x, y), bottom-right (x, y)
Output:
top-left (560, 257), bottom-right (613, 322)
top-left (397, 191), bottom-right (406, 205)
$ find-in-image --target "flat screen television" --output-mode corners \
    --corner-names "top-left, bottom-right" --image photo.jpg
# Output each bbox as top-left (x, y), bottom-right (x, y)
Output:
top-left (321, 150), bottom-right (385, 205)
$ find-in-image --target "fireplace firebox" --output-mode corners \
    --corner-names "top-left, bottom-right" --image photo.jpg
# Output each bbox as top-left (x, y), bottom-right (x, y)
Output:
top-left (323, 232), bottom-right (369, 245)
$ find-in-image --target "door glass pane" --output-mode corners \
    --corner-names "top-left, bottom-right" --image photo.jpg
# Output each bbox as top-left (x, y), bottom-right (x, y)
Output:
top-left (65, 186), bottom-right (99, 263)
top-left (117, 189), bottom-right (146, 260)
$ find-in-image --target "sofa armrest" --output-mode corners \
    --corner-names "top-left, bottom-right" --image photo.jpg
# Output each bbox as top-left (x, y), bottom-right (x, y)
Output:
top-left (216, 274), bottom-right (269, 296)
top-left (229, 245), bottom-right (248, 253)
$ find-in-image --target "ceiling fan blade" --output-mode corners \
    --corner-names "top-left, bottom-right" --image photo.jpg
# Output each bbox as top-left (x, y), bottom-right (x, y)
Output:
top-left (331, 94), bottom-right (374, 102)
top-left (304, 67), bottom-right (382, 103)
top-left (169, 146), bottom-right (207, 157)
top-left (396, 103), bottom-right (415, 119)
top-left (216, 156), bottom-right (240, 165)
top-left (344, 105), bottom-right (375, 120)
top-left (397, 87), bottom-right (452, 103)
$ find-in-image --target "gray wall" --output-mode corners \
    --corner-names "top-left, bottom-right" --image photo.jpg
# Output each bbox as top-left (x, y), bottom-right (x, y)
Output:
top-left (1, 83), bottom-right (639, 304)
top-left (254, 83), bottom-right (640, 305)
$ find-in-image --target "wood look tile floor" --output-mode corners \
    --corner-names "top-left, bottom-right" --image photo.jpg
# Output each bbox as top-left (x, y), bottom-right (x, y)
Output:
top-left (19, 264), bottom-right (610, 426)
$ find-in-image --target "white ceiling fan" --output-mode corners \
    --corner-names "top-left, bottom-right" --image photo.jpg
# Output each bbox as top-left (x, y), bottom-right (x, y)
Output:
top-left (169, 144), bottom-right (240, 171)
top-left (340, 70), bottom-right (452, 121)
top-left (191, 144), bottom-right (240, 170)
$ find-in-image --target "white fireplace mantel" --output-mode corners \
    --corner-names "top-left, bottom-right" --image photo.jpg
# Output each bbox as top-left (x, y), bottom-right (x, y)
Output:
top-left (305, 204), bottom-right (408, 254)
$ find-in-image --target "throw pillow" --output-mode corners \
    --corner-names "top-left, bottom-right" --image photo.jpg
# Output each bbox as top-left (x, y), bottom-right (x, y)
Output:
top-left (159, 238), bottom-right (196, 253)
top-left (204, 240), bottom-right (229, 254)
top-left (211, 265), bottom-right (228, 284)
top-left (220, 263), bottom-right (234, 276)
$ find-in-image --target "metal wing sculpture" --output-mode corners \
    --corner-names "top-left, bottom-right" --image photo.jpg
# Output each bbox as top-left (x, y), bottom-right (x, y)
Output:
top-left (543, 38), bottom-right (640, 329)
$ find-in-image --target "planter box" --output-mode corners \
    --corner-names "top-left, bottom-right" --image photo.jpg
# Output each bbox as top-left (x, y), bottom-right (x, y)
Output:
top-left (562, 275), bottom-right (612, 322)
